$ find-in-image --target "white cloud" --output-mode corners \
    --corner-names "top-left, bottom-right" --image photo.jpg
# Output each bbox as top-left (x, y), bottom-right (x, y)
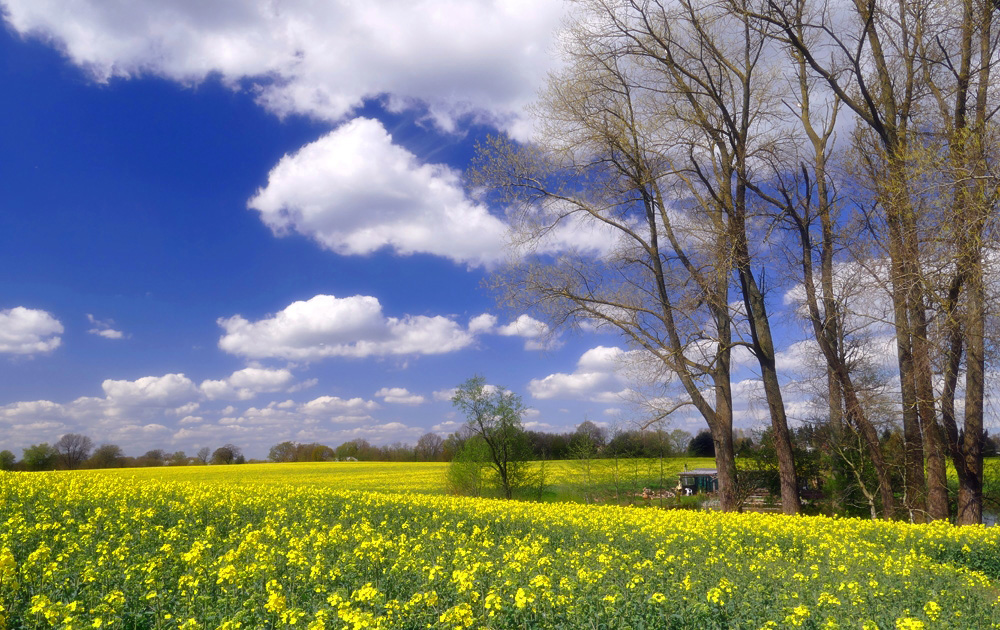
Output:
top-left (173, 402), bottom-right (200, 416)
top-left (248, 118), bottom-right (508, 266)
top-left (431, 419), bottom-right (463, 432)
top-left (775, 340), bottom-right (821, 375)
top-left (200, 366), bottom-right (296, 400)
top-left (92, 329), bottom-right (124, 339)
top-left (288, 378), bottom-right (318, 393)
top-left (2, 0), bottom-right (565, 133)
top-left (497, 314), bottom-right (559, 350)
top-left (0, 306), bottom-right (63, 355)
top-left (86, 314), bottom-right (127, 339)
top-left (102, 374), bottom-right (199, 407)
top-left (0, 400), bottom-right (67, 423)
top-left (469, 312), bottom-right (559, 350)
top-left (299, 395), bottom-right (379, 417)
top-left (218, 294), bottom-right (475, 361)
top-left (375, 387), bottom-right (426, 405)
top-left (433, 387), bottom-right (458, 402)
top-left (468, 313), bottom-right (498, 334)
top-left (497, 314), bottom-right (548, 338)
top-left (528, 346), bottom-right (631, 402)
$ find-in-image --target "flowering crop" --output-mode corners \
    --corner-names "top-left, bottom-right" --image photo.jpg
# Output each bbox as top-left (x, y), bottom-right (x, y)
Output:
top-left (0, 465), bottom-right (998, 629)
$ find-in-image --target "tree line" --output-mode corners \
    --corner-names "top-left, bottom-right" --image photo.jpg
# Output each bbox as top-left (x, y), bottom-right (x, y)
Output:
top-left (0, 423), bottom-right (711, 472)
top-left (0, 435), bottom-right (245, 471)
top-left (469, 0), bottom-right (1000, 524)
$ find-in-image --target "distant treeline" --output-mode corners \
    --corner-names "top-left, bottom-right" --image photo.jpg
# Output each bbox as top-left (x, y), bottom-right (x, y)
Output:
top-left (15, 421), bottom-right (991, 473)
top-left (0, 436), bottom-right (245, 471)
top-left (266, 423), bottom-right (707, 464)
top-left (0, 423), bottom-right (715, 471)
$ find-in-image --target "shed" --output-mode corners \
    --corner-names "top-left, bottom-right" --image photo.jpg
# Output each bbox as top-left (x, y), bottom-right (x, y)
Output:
top-left (678, 468), bottom-right (719, 494)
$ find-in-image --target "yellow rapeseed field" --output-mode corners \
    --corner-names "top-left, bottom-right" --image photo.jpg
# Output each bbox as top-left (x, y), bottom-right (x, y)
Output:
top-left (1, 462), bottom-right (998, 629)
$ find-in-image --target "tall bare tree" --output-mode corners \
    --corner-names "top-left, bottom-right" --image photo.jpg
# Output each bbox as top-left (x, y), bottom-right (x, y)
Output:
top-left (749, 0), bottom-right (1000, 523)
top-left (472, 0), bottom-right (815, 513)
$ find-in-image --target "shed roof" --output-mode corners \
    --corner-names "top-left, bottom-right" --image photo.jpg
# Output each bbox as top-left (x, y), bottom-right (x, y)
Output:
top-left (681, 468), bottom-right (718, 476)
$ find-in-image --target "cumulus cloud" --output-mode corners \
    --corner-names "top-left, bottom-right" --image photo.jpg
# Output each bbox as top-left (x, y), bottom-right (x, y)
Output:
top-left (468, 312), bottom-right (559, 350)
top-left (218, 294), bottom-right (475, 361)
top-left (0, 306), bottom-right (63, 355)
top-left (433, 388), bottom-right (458, 402)
top-left (497, 314), bottom-right (557, 350)
top-left (1, 0), bottom-right (564, 133)
top-left (248, 118), bottom-right (508, 266)
top-left (299, 395), bottom-right (379, 418)
top-left (200, 366), bottom-right (296, 401)
top-left (102, 373), bottom-right (199, 407)
top-left (86, 314), bottom-right (127, 339)
top-left (375, 387), bottom-right (425, 405)
top-left (528, 346), bottom-right (631, 403)
top-left (0, 400), bottom-right (67, 423)
top-left (431, 419), bottom-right (463, 432)
top-left (468, 313), bottom-right (498, 335)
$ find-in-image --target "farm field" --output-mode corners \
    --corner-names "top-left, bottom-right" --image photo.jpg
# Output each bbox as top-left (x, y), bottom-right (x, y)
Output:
top-left (70, 458), bottom-right (718, 503)
top-left (1, 464), bottom-right (999, 629)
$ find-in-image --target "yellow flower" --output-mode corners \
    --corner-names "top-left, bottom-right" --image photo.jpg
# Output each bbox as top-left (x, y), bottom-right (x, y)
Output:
top-left (784, 605), bottom-right (811, 627)
top-left (923, 601), bottom-right (941, 622)
top-left (515, 588), bottom-right (529, 609)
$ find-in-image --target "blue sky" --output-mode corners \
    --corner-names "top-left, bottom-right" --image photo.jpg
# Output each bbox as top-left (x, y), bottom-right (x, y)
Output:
top-left (0, 0), bottom-right (659, 458)
top-left (0, 0), bottom-right (915, 459)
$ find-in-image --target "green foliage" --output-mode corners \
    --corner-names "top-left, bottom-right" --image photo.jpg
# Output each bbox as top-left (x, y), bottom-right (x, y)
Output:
top-left (211, 444), bottom-right (243, 465)
top-left (446, 436), bottom-right (491, 497)
top-left (451, 376), bottom-right (532, 499)
top-left (688, 430), bottom-right (715, 457)
top-left (88, 444), bottom-right (125, 469)
top-left (0, 450), bottom-right (15, 471)
top-left (22, 443), bottom-right (59, 471)
top-left (269, 441), bottom-right (336, 463)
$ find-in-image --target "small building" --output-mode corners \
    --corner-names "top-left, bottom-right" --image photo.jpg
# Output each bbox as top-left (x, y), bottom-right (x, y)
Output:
top-left (678, 468), bottom-right (719, 494)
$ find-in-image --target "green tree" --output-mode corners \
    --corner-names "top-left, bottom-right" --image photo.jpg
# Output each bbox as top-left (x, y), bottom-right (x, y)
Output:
top-left (88, 444), bottom-right (125, 468)
top-left (269, 441), bottom-right (297, 463)
top-left (22, 443), bottom-right (59, 471)
top-left (451, 376), bottom-right (531, 499)
top-left (0, 449), bottom-right (16, 471)
top-left (445, 435), bottom-right (491, 497)
top-left (211, 444), bottom-right (242, 465)
top-left (688, 430), bottom-right (715, 458)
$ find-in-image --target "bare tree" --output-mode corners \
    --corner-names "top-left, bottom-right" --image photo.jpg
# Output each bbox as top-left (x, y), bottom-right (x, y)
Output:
top-left (415, 432), bottom-right (445, 461)
top-left (196, 446), bottom-right (211, 465)
top-left (750, 0), bottom-right (1000, 523)
top-left (55, 433), bottom-right (93, 470)
top-left (471, 0), bottom-right (811, 512)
